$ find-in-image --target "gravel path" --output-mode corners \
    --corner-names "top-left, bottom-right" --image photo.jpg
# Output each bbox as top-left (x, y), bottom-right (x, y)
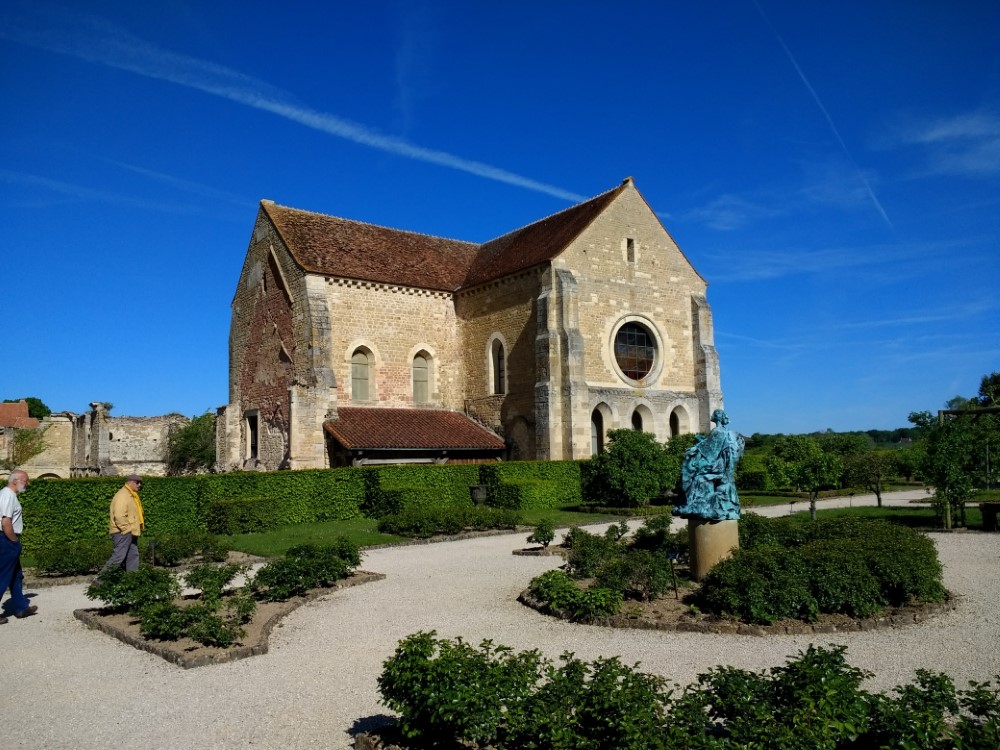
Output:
top-left (6, 489), bottom-right (999, 750)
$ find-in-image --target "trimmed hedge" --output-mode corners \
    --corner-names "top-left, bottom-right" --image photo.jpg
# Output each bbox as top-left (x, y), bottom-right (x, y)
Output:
top-left (206, 497), bottom-right (282, 535)
top-left (377, 506), bottom-right (521, 538)
top-left (480, 461), bottom-right (583, 509)
top-left (18, 460), bottom-right (587, 554)
top-left (363, 464), bottom-right (481, 517)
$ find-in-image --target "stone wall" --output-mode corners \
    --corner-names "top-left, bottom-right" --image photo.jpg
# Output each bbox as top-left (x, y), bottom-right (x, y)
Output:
top-left (457, 269), bottom-right (540, 451)
top-left (3, 405), bottom-right (187, 479)
top-left (326, 279), bottom-right (463, 409)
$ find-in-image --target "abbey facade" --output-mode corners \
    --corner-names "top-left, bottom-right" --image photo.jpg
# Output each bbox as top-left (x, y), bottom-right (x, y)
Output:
top-left (217, 178), bottom-right (724, 470)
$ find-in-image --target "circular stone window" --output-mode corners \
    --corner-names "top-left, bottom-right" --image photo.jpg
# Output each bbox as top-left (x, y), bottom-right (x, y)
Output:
top-left (613, 321), bottom-right (658, 383)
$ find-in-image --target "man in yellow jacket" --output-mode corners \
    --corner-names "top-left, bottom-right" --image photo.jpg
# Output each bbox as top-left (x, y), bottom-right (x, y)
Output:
top-left (102, 474), bottom-right (145, 573)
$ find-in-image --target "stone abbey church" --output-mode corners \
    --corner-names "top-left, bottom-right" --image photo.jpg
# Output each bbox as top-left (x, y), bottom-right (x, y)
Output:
top-left (216, 178), bottom-right (724, 471)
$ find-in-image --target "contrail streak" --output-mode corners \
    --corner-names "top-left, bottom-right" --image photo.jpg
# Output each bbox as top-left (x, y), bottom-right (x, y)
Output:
top-left (753, 1), bottom-right (893, 229)
top-left (1, 3), bottom-right (586, 203)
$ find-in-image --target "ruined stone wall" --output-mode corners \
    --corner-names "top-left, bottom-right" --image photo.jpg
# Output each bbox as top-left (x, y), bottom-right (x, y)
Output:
top-left (104, 414), bottom-right (188, 476)
top-left (224, 210), bottom-right (309, 470)
top-left (16, 413), bottom-right (74, 478)
top-left (325, 279), bottom-right (463, 408)
top-left (1, 406), bottom-right (188, 479)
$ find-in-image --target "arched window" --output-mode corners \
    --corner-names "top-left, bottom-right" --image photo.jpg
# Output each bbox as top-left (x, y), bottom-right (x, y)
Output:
top-left (412, 353), bottom-right (429, 404)
top-left (491, 338), bottom-right (506, 395)
top-left (591, 410), bottom-right (604, 456)
top-left (351, 350), bottom-right (370, 401)
top-left (631, 411), bottom-right (643, 431)
top-left (669, 411), bottom-right (680, 437)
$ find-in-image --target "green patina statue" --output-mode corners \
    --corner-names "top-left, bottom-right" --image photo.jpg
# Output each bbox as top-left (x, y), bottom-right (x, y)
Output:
top-left (672, 409), bottom-right (745, 521)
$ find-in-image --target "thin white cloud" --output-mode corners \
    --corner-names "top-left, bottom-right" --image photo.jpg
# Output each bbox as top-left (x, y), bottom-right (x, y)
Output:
top-left (703, 237), bottom-right (969, 284)
top-left (680, 194), bottom-right (784, 231)
top-left (0, 167), bottom-right (223, 215)
top-left (890, 111), bottom-right (1000, 178)
top-left (95, 157), bottom-right (250, 206)
top-left (0, 2), bottom-right (586, 203)
top-left (753, 0), bottom-right (892, 229)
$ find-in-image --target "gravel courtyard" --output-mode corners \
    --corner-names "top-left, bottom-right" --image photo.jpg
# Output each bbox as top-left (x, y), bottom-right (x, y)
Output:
top-left (7, 490), bottom-right (999, 750)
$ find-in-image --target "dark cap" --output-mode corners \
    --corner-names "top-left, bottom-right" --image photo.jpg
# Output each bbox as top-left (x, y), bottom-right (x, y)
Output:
top-left (126, 474), bottom-right (142, 484)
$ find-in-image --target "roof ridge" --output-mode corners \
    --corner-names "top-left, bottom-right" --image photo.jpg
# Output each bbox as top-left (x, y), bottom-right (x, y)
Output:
top-left (482, 181), bottom-right (628, 245)
top-left (262, 201), bottom-right (478, 248)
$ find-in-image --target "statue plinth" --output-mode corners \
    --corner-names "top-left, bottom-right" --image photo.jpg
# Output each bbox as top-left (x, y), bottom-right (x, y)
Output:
top-left (688, 518), bottom-right (739, 581)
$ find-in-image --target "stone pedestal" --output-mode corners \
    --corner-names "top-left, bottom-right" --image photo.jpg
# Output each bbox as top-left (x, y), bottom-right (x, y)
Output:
top-left (688, 518), bottom-right (740, 581)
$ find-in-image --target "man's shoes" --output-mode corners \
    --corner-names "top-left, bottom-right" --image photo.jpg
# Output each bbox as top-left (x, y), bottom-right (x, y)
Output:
top-left (0, 615), bottom-right (8, 624)
top-left (14, 605), bottom-right (37, 618)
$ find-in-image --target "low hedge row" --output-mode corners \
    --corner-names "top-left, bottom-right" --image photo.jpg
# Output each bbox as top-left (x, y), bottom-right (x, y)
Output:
top-left (379, 632), bottom-right (1000, 749)
top-left (376, 506), bottom-right (521, 538)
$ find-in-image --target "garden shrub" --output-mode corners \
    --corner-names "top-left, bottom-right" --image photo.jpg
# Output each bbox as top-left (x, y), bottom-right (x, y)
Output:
top-left (184, 563), bottom-right (244, 606)
top-left (527, 569), bottom-right (623, 620)
top-left (527, 518), bottom-right (555, 547)
top-left (700, 545), bottom-right (817, 623)
top-left (595, 549), bottom-right (675, 601)
top-left (581, 429), bottom-right (676, 507)
top-left (700, 516), bottom-right (947, 624)
top-left (86, 566), bottom-right (181, 612)
top-left (798, 539), bottom-right (885, 617)
top-left (250, 540), bottom-right (358, 602)
top-left (183, 603), bottom-right (247, 648)
top-left (377, 634), bottom-right (1000, 748)
top-left (738, 512), bottom-right (811, 549)
top-left (143, 530), bottom-right (229, 567)
top-left (631, 515), bottom-right (688, 562)
top-left (31, 537), bottom-right (111, 576)
top-left (137, 601), bottom-right (192, 641)
top-left (563, 527), bottom-right (624, 578)
top-left (206, 497), bottom-right (282, 535)
top-left (378, 631), bottom-right (544, 745)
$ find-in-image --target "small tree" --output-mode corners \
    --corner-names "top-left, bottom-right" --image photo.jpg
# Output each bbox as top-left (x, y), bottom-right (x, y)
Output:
top-left (845, 450), bottom-right (899, 508)
top-left (793, 452), bottom-right (843, 521)
top-left (166, 412), bottom-right (217, 475)
top-left (1, 426), bottom-right (49, 471)
top-left (527, 518), bottom-right (555, 548)
top-left (582, 429), bottom-right (674, 508)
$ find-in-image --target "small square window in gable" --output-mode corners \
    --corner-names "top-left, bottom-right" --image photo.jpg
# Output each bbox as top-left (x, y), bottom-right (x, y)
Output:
top-left (626, 237), bottom-right (636, 264)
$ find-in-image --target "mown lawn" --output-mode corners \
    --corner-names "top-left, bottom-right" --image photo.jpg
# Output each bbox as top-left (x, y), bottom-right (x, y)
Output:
top-left (215, 488), bottom-right (996, 558)
top-left (221, 507), bottom-right (624, 558)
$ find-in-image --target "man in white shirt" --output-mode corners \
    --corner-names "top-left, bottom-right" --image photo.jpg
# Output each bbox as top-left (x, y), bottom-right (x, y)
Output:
top-left (0, 469), bottom-right (37, 621)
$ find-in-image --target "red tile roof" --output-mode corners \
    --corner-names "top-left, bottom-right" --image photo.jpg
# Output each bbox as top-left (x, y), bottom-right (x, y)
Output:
top-left (0, 400), bottom-right (40, 429)
top-left (263, 203), bottom-right (479, 292)
top-left (259, 180), bottom-right (631, 291)
top-left (463, 182), bottom-right (627, 287)
top-left (324, 408), bottom-right (505, 451)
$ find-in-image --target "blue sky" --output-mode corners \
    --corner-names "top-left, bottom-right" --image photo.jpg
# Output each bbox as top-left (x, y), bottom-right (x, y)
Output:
top-left (2, 1), bottom-right (998, 435)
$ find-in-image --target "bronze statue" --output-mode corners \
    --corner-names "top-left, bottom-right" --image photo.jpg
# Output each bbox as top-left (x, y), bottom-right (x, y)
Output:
top-left (672, 409), bottom-right (744, 521)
